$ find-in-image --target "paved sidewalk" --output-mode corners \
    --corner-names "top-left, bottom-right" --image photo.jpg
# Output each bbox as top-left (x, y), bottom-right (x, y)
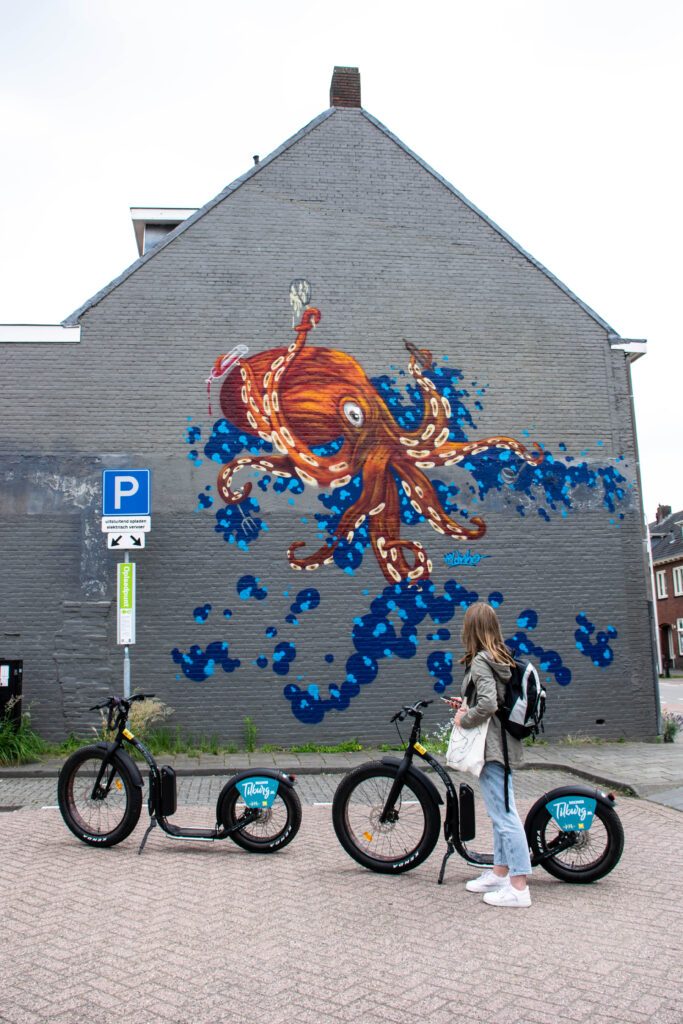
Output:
top-left (2, 796), bottom-right (682, 1024)
top-left (2, 739), bottom-right (682, 809)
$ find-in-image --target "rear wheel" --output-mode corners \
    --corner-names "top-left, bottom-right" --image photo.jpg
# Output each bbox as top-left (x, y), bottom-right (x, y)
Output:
top-left (217, 781), bottom-right (301, 853)
top-left (332, 762), bottom-right (441, 874)
top-left (58, 746), bottom-right (142, 847)
top-left (527, 798), bottom-right (624, 883)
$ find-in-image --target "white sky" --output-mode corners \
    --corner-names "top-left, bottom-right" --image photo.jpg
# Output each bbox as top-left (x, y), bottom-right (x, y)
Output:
top-left (1, 0), bottom-right (681, 521)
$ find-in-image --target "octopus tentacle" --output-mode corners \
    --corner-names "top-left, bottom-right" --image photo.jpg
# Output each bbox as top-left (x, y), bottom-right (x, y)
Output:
top-left (368, 484), bottom-right (432, 584)
top-left (399, 346), bottom-right (454, 453)
top-left (397, 462), bottom-right (486, 542)
top-left (427, 436), bottom-right (545, 468)
top-left (217, 454), bottom-right (295, 504)
top-left (239, 359), bottom-right (275, 443)
top-left (264, 309), bottom-right (354, 490)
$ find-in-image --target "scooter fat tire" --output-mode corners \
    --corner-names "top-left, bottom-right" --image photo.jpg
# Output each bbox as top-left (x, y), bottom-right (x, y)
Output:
top-left (332, 761), bottom-right (441, 874)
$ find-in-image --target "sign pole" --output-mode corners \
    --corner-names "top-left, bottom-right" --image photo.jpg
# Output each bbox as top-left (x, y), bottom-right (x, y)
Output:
top-left (123, 551), bottom-right (131, 700)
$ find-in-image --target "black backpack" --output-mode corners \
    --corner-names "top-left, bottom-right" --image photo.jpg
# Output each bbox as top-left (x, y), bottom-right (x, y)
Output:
top-left (497, 659), bottom-right (546, 810)
top-left (499, 659), bottom-right (546, 741)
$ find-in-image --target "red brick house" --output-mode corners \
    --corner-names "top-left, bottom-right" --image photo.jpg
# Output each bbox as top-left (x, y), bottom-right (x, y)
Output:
top-left (650, 504), bottom-right (683, 673)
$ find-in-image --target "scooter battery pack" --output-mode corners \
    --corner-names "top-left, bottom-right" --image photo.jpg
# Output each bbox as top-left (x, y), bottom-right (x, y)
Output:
top-left (160, 765), bottom-right (177, 816)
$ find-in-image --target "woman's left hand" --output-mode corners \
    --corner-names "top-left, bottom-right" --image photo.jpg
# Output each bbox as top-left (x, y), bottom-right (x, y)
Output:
top-left (454, 705), bottom-right (468, 727)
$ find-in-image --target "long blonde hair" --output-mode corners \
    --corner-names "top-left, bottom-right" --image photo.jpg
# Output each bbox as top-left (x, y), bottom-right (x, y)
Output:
top-left (459, 602), bottom-right (516, 667)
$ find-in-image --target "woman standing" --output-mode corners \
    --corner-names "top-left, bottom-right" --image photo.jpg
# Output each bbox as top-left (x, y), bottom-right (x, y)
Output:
top-left (448, 601), bottom-right (532, 908)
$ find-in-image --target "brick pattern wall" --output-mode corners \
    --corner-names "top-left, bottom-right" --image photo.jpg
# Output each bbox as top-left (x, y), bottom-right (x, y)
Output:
top-left (0, 108), bottom-right (658, 741)
top-left (654, 558), bottom-right (683, 669)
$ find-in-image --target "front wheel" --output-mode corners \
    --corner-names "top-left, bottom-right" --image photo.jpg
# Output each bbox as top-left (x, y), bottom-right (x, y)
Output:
top-left (58, 746), bottom-right (142, 847)
top-left (332, 762), bottom-right (441, 874)
top-left (526, 796), bottom-right (624, 883)
top-left (217, 781), bottom-right (302, 853)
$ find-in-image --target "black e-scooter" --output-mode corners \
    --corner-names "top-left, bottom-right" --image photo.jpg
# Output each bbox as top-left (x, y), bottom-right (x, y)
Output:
top-left (58, 695), bottom-right (301, 854)
top-left (332, 699), bottom-right (624, 883)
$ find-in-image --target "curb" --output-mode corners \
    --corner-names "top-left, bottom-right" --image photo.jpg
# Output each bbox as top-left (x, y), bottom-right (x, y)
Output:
top-left (0, 759), bottom-right (638, 794)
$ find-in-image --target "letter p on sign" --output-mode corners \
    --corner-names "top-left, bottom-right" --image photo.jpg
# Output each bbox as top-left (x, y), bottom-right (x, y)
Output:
top-left (103, 469), bottom-right (151, 516)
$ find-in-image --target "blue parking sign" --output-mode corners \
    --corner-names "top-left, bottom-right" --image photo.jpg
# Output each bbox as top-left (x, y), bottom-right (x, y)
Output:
top-left (102, 470), bottom-right (151, 516)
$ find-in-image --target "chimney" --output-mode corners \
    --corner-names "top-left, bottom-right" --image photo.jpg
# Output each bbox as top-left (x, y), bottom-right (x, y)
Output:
top-left (330, 66), bottom-right (361, 108)
top-left (656, 504), bottom-right (672, 523)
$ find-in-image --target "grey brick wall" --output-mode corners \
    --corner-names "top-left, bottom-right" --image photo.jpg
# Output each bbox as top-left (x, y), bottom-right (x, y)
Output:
top-left (0, 108), bottom-right (658, 742)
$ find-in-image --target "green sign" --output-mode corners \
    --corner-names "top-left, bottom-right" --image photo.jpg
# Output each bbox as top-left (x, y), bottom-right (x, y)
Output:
top-left (117, 562), bottom-right (136, 644)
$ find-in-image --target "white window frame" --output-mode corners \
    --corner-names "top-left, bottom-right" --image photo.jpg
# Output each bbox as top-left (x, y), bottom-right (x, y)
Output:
top-left (678, 619), bottom-right (683, 657)
top-left (673, 565), bottom-right (683, 597)
top-left (656, 569), bottom-right (668, 599)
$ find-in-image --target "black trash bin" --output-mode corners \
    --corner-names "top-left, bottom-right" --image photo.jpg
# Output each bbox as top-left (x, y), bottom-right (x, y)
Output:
top-left (0, 660), bottom-right (23, 728)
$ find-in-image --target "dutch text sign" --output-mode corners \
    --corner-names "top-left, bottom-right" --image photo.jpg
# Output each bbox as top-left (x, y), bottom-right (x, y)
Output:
top-left (117, 562), bottom-right (136, 645)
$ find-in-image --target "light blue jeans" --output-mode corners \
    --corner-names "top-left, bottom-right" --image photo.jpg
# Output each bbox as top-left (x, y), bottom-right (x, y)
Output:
top-left (479, 762), bottom-right (532, 877)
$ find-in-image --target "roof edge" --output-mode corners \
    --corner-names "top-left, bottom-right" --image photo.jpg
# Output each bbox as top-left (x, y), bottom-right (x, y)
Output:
top-left (361, 110), bottom-right (619, 337)
top-left (62, 108), bottom-right (338, 326)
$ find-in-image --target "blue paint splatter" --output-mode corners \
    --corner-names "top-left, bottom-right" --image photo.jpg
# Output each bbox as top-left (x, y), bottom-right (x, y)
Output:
top-left (193, 603), bottom-right (212, 623)
top-left (516, 609), bottom-right (538, 630)
top-left (506, 631), bottom-right (571, 686)
top-left (256, 655), bottom-right (268, 669)
top-left (427, 650), bottom-right (454, 693)
top-left (171, 642), bottom-right (240, 682)
top-left (272, 642), bottom-right (296, 676)
top-left (427, 628), bottom-right (451, 641)
top-left (237, 575), bottom-right (268, 601)
top-left (290, 589), bottom-right (321, 614)
top-left (215, 498), bottom-right (267, 551)
top-left (575, 614), bottom-right (618, 668)
top-left (223, 608), bottom-right (233, 619)
top-left (488, 592), bottom-right (504, 608)
top-left (284, 577), bottom-right (481, 724)
top-left (266, 626), bottom-right (278, 638)
top-left (197, 492), bottom-right (214, 511)
top-left (204, 418), bottom-right (270, 464)
top-left (325, 654), bottom-right (335, 664)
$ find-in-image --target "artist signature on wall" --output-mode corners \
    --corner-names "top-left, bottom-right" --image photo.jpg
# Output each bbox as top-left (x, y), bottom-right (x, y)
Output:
top-left (443, 549), bottom-right (492, 567)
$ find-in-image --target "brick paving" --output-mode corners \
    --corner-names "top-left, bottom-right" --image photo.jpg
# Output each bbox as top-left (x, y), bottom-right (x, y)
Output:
top-left (1, 785), bottom-right (682, 1024)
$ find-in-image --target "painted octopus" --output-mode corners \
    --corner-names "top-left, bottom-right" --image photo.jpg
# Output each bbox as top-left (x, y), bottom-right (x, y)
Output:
top-left (215, 307), bottom-right (544, 585)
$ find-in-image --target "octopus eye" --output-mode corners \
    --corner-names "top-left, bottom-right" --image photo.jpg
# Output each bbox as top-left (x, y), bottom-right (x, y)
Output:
top-left (342, 400), bottom-right (364, 428)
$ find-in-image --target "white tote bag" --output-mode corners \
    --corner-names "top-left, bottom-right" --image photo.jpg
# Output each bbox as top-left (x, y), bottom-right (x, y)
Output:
top-left (445, 718), bottom-right (490, 777)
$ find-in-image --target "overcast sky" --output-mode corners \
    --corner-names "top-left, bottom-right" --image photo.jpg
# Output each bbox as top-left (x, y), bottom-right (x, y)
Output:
top-left (1, 0), bottom-right (680, 521)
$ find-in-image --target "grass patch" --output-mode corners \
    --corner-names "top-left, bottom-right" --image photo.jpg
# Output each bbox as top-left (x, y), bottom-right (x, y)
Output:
top-left (287, 738), bottom-right (363, 753)
top-left (0, 702), bottom-right (47, 766)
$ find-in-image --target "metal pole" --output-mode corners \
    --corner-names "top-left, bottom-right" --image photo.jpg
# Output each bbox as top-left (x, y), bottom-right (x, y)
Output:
top-left (123, 551), bottom-right (131, 699)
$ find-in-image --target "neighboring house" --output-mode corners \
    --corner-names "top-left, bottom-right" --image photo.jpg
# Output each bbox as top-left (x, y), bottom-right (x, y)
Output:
top-left (649, 504), bottom-right (683, 673)
top-left (0, 67), bottom-right (659, 742)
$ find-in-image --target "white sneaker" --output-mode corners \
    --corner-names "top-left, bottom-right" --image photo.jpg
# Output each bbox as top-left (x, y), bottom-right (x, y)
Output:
top-left (465, 869), bottom-right (509, 893)
top-left (483, 883), bottom-right (532, 908)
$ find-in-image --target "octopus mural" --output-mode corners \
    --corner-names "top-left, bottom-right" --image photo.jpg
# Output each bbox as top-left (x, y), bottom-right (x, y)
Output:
top-left (211, 283), bottom-right (544, 585)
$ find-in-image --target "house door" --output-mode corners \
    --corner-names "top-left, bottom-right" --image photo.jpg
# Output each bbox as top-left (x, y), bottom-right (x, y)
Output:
top-left (660, 623), bottom-right (673, 676)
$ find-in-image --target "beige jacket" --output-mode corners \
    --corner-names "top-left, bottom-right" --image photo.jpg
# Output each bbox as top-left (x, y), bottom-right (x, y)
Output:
top-left (459, 651), bottom-right (524, 769)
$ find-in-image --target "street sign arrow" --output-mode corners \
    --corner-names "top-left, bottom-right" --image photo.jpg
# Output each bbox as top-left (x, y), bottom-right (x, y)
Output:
top-left (107, 533), bottom-right (146, 550)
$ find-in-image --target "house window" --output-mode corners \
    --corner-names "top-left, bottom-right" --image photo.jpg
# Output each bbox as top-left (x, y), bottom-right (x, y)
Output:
top-left (656, 570), bottom-right (668, 599)
top-left (673, 566), bottom-right (683, 597)
top-left (678, 619), bottom-right (683, 657)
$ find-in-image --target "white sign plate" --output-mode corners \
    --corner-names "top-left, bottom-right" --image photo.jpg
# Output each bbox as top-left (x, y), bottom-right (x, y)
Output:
top-left (107, 533), bottom-right (146, 550)
top-left (102, 516), bottom-right (151, 533)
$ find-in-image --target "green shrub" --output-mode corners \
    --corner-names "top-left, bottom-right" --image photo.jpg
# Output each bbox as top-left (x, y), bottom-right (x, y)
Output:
top-left (663, 710), bottom-right (681, 743)
top-left (0, 701), bottom-right (46, 766)
top-left (243, 716), bottom-right (258, 753)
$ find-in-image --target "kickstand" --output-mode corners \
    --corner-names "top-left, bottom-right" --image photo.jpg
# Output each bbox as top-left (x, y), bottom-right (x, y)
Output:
top-left (138, 817), bottom-right (157, 856)
top-left (437, 842), bottom-right (456, 885)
